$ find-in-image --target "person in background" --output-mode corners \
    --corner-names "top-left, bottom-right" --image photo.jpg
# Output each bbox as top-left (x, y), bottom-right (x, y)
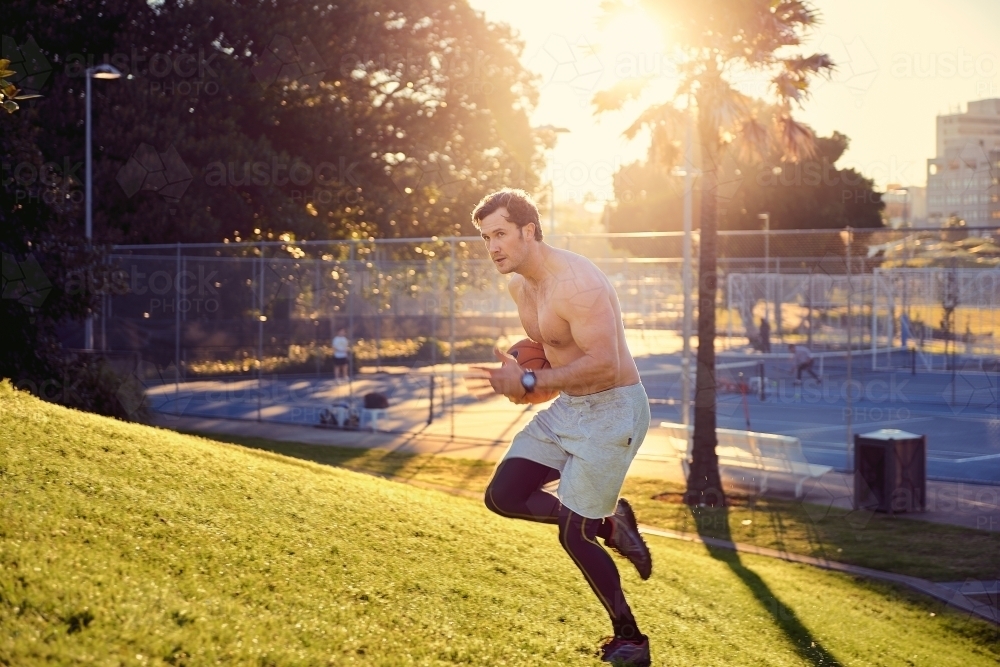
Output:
top-left (788, 343), bottom-right (820, 383)
top-left (332, 327), bottom-right (350, 381)
top-left (758, 317), bottom-right (771, 353)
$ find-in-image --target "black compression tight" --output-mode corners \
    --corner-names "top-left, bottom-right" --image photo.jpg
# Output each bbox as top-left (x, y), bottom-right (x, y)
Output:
top-left (484, 457), bottom-right (640, 639)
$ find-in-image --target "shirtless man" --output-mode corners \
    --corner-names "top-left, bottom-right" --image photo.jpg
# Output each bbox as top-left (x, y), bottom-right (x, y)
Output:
top-left (467, 189), bottom-right (653, 666)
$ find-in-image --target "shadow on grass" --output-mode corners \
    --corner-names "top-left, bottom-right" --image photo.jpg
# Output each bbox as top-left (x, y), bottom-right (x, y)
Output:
top-left (181, 431), bottom-right (495, 497)
top-left (690, 504), bottom-right (844, 666)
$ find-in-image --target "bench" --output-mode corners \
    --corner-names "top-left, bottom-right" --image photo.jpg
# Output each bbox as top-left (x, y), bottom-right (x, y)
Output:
top-left (658, 421), bottom-right (832, 498)
top-left (360, 408), bottom-right (387, 433)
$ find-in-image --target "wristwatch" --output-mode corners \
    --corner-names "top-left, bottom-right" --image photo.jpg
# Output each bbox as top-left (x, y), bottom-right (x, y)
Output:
top-left (520, 370), bottom-right (537, 393)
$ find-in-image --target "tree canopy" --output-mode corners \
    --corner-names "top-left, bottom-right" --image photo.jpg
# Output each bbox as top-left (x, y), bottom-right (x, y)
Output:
top-left (1, 0), bottom-right (542, 415)
top-left (607, 130), bottom-right (883, 256)
top-left (2, 0), bottom-right (542, 246)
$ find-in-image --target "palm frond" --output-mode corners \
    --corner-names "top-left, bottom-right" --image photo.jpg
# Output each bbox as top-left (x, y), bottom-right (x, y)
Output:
top-left (773, 1), bottom-right (821, 29)
top-left (783, 53), bottom-right (835, 76)
top-left (700, 77), bottom-right (753, 132)
top-left (771, 71), bottom-right (808, 105)
top-left (622, 101), bottom-right (686, 141)
top-left (591, 77), bottom-right (652, 113)
top-left (775, 115), bottom-right (817, 162)
top-left (733, 117), bottom-right (773, 163)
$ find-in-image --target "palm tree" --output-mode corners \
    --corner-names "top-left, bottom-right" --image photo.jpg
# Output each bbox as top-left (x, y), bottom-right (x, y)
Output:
top-left (595, 0), bottom-right (833, 506)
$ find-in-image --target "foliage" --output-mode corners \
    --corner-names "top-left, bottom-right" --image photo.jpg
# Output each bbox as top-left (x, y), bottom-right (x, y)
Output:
top-left (727, 131), bottom-right (884, 232)
top-left (2, 0), bottom-right (542, 416)
top-left (183, 337), bottom-right (498, 376)
top-left (3, 0), bottom-right (542, 245)
top-left (607, 133), bottom-right (883, 258)
top-left (0, 58), bottom-right (42, 114)
top-left (2, 385), bottom-right (997, 664)
top-left (50, 354), bottom-right (149, 422)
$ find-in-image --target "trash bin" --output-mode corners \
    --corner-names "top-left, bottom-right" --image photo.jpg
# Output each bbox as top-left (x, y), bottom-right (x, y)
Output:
top-left (854, 429), bottom-right (926, 514)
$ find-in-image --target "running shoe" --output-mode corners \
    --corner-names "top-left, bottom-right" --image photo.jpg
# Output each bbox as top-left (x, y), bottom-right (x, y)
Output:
top-left (598, 634), bottom-right (651, 666)
top-left (605, 498), bottom-right (652, 580)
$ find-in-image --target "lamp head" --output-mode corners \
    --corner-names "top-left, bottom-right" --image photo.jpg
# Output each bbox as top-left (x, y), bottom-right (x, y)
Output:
top-left (90, 64), bottom-right (122, 80)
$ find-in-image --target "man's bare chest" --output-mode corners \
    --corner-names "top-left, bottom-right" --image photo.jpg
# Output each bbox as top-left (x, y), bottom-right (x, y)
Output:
top-left (516, 287), bottom-right (572, 348)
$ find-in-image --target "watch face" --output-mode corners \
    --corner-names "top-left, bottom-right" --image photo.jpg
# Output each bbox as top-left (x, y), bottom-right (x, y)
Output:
top-left (521, 371), bottom-right (536, 391)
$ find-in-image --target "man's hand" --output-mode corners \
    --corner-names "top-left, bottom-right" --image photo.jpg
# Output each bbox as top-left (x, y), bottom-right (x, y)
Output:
top-left (464, 347), bottom-right (530, 403)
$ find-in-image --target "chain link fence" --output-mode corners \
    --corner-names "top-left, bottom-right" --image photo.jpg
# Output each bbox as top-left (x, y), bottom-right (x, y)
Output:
top-left (89, 227), bottom-right (1000, 386)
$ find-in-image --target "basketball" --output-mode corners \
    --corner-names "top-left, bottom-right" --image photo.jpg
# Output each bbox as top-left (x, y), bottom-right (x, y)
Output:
top-left (506, 338), bottom-right (551, 370)
top-left (506, 339), bottom-right (558, 404)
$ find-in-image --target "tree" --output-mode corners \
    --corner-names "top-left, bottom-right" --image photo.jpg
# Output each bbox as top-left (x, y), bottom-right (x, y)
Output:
top-left (606, 130), bottom-right (883, 259)
top-left (4, 0), bottom-right (542, 245)
top-left (727, 131), bottom-right (883, 233)
top-left (2, 0), bottom-right (543, 418)
top-left (595, 0), bottom-right (833, 506)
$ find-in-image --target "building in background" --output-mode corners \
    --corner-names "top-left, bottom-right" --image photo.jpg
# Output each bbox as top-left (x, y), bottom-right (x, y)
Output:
top-left (926, 98), bottom-right (1000, 229)
top-left (884, 184), bottom-right (927, 228)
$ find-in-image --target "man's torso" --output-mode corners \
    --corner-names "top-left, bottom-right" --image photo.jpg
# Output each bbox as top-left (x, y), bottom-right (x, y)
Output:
top-left (511, 249), bottom-right (640, 392)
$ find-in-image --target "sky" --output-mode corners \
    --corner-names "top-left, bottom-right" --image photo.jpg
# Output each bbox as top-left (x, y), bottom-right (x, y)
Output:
top-left (466, 0), bottom-right (1000, 203)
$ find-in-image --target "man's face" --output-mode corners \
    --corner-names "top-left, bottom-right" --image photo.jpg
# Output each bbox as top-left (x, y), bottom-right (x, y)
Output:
top-left (479, 207), bottom-right (533, 275)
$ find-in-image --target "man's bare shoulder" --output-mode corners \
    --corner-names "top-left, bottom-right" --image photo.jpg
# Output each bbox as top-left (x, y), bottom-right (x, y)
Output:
top-left (548, 249), bottom-right (611, 309)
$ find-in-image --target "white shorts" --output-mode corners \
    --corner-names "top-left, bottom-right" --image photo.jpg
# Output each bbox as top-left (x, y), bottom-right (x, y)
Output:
top-left (502, 383), bottom-right (651, 519)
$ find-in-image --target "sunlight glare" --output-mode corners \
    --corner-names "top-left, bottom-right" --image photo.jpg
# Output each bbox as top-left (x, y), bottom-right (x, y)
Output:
top-left (598, 7), bottom-right (668, 84)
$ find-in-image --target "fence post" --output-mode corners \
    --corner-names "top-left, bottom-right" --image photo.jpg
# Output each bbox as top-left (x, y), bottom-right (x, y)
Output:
top-left (257, 242), bottom-right (264, 422)
top-left (845, 227), bottom-right (853, 471)
top-left (871, 269), bottom-right (879, 370)
top-left (758, 361), bottom-right (765, 401)
top-left (315, 257), bottom-right (321, 377)
top-left (428, 374), bottom-right (435, 426)
top-left (807, 269), bottom-right (813, 348)
top-left (775, 256), bottom-right (782, 341)
top-left (449, 239), bottom-right (456, 441)
top-left (375, 263), bottom-right (382, 372)
top-left (348, 241), bottom-right (355, 375)
top-left (726, 273), bottom-right (733, 351)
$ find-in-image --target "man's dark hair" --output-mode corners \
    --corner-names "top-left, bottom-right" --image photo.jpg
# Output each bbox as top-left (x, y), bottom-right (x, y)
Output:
top-left (471, 188), bottom-right (543, 241)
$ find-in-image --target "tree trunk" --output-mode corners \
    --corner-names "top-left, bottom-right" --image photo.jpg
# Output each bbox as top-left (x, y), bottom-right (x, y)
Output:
top-left (684, 111), bottom-right (725, 507)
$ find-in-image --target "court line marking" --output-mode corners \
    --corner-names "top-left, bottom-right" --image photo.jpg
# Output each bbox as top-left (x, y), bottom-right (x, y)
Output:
top-left (951, 452), bottom-right (1000, 463)
top-left (771, 419), bottom-right (936, 437)
top-left (715, 417), bottom-right (998, 463)
top-left (796, 441), bottom-right (997, 464)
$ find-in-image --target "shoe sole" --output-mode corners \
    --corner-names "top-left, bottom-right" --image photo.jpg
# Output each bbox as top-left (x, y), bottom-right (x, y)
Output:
top-left (615, 499), bottom-right (652, 580)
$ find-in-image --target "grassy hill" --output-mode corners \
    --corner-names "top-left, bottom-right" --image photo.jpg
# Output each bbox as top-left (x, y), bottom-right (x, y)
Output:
top-left (1, 382), bottom-right (996, 666)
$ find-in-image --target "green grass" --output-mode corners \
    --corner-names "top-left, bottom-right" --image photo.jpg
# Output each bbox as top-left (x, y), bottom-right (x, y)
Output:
top-left (1, 383), bottom-right (997, 666)
top-left (192, 434), bottom-right (1000, 583)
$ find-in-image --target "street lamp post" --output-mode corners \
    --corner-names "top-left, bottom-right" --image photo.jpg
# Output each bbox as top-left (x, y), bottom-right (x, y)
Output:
top-left (532, 125), bottom-right (570, 236)
top-left (84, 64), bottom-right (121, 350)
